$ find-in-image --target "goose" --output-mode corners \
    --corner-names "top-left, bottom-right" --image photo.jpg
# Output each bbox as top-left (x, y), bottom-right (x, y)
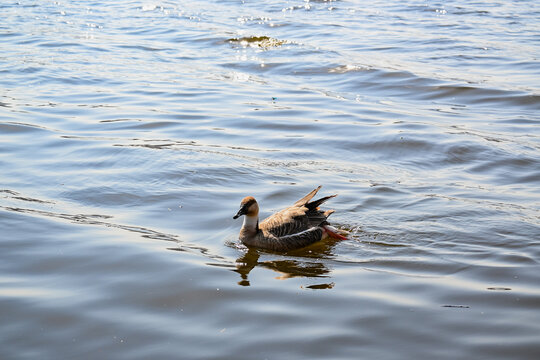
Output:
top-left (233, 186), bottom-right (347, 251)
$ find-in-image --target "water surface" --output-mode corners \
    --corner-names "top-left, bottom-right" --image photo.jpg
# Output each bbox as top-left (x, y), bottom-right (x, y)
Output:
top-left (1, 1), bottom-right (539, 359)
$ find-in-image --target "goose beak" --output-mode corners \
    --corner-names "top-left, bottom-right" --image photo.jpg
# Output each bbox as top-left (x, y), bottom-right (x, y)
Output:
top-left (233, 207), bottom-right (246, 219)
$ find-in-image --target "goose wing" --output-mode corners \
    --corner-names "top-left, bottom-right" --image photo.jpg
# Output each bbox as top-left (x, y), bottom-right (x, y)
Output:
top-left (260, 206), bottom-right (311, 238)
top-left (261, 186), bottom-right (337, 237)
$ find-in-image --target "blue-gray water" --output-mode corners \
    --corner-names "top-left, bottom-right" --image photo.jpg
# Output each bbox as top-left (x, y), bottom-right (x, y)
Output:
top-left (1, 1), bottom-right (539, 359)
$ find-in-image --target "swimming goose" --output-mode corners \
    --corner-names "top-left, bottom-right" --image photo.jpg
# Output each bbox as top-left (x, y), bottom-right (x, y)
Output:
top-left (233, 186), bottom-right (347, 251)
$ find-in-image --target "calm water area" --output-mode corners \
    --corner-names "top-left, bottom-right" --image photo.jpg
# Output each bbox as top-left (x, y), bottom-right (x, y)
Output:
top-left (1, 0), bottom-right (539, 359)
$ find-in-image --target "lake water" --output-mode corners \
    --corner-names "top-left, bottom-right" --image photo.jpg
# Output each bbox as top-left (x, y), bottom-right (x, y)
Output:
top-left (1, 0), bottom-right (539, 359)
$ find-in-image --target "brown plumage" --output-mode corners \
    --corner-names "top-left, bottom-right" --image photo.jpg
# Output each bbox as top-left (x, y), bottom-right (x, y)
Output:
top-left (233, 186), bottom-right (347, 251)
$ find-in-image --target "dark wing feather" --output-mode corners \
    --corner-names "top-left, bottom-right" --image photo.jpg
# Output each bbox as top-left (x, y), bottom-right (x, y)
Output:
top-left (265, 227), bottom-right (324, 251)
top-left (305, 194), bottom-right (337, 227)
top-left (305, 208), bottom-right (329, 228)
top-left (306, 194), bottom-right (337, 210)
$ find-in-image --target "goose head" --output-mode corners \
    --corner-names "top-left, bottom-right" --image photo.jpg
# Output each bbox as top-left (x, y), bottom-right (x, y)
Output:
top-left (233, 196), bottom-right (259, 219)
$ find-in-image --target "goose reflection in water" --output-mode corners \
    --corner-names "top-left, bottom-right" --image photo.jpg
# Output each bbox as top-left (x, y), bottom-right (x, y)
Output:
top-left (232, 237), bottom-right (342, 288)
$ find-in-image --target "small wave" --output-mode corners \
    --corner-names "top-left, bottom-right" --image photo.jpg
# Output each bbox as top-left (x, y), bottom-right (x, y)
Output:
top-left (307, 64), bottom-right (540, 110)
top-left (117, 44), bottom-right (171, 52)
top-left (469, 155), bottom-right (540, 184)
top-left (0, 122), bottom-right (52, 134)
top-left (1, 190), bottom-right (55, 205)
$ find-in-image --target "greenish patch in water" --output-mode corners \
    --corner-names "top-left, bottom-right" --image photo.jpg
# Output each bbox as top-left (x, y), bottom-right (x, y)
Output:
top-left (227, 36), bottom-right (289, 49)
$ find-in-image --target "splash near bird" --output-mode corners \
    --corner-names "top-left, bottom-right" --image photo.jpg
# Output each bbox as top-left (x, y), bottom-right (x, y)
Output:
top-left (233, 186), bottom-right (347, 251)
